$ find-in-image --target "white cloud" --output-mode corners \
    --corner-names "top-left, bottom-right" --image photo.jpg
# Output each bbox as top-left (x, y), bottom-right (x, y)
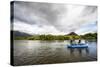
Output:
top-left (56, 5), bottom-right (97, 33)
top-left (12, 1), bottom-right (97, 35)
top-left (13, 20), bottom-right (66, 35)
top-left (75, 22), bottom-right (97, 35)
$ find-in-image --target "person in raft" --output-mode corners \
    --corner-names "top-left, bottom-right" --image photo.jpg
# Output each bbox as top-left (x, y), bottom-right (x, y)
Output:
top-left (70, 39), bottom-right (75, 45)
top-left (78, 39), bottom-right (81, 44)
top-left (78, 39), bottom-right (86, 45)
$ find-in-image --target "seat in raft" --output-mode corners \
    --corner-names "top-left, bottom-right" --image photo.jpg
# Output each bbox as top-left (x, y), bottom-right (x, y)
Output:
top-left (67, 44), bottom-right (88, 48)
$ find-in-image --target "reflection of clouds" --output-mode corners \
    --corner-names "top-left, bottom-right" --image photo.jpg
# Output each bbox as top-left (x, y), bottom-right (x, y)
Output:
top-left (26, 41), bottom-right (40, 51)
top-left (12, 1), bottom-right (97, 35)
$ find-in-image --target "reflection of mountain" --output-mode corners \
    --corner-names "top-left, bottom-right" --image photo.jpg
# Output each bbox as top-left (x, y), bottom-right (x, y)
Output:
top-left (11, 31), bottom-right (32, 37)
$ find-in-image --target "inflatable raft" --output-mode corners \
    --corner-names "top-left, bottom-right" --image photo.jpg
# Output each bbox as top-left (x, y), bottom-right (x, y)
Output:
top-left (67, 44), bottom-right (88, 48)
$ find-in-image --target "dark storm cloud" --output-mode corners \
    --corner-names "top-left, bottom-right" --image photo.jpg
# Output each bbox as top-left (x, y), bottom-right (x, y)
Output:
top-left (82, 6), bottom-right (97, 16)
top-left (13, 1), bottom-right (67, 26)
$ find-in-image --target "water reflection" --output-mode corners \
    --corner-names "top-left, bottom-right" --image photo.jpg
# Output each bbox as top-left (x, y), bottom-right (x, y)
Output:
top-left (68, 48), bottom-right (89, 57)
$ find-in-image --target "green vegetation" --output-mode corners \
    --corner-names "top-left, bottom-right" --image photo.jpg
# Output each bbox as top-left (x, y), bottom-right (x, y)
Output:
top-left (80, 33), bottom-right (97, 41)
top-left (14, 33), bottom-right (97, 41)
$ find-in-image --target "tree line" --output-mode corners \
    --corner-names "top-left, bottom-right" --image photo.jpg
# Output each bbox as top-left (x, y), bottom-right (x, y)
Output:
top-left (14, 33), bottom-right (97, 41)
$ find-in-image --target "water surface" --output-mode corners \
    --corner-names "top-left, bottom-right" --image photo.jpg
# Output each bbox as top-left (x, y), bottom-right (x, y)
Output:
top-left (13, 40), bottom-right (97, 66)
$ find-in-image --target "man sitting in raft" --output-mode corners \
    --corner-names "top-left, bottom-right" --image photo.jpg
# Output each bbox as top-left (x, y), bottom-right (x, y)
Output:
top-left (78, 39), bottom-right (86, 45)
top-left (78, 39), bottom-right (81, 44)
top-left (70, 39), bottom-right (75, 45)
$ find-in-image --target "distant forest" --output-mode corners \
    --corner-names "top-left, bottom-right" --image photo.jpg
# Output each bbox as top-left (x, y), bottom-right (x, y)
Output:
top-left (13, 32), bottom-right (97, 41)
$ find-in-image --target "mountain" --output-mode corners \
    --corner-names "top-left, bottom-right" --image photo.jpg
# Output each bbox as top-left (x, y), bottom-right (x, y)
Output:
top-left (11, 30), bottom-right (32, 37)
top-left (67, 32), bottom-right (78, 36)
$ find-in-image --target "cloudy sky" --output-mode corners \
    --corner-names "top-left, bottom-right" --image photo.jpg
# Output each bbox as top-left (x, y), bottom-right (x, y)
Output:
top-left (11, 1), bottom-right (97, 35)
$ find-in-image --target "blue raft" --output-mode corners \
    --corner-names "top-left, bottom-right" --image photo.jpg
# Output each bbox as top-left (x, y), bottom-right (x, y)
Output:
top-left (67, 44), bottom-right (88, 48)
